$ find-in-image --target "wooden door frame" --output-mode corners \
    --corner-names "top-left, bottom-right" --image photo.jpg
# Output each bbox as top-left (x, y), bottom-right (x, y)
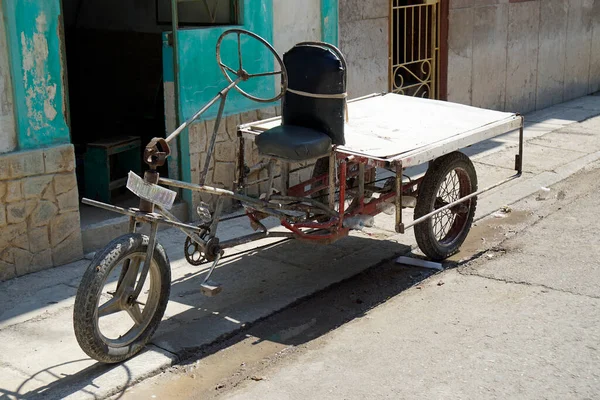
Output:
top-left (439, 0), bottom-right (449, 100)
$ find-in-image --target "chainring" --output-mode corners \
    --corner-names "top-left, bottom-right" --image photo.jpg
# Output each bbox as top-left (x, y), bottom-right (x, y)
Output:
top-left (184, 227), bottom-right (210, 266)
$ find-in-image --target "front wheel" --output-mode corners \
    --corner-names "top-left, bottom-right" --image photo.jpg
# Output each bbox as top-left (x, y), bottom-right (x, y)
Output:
top-left (414, 152), bottom-right (478, 261)
top-left (73, 233), bottom-right (171, 363)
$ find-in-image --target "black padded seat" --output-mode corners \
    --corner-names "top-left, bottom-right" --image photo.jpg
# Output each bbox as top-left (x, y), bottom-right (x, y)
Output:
top-left (255, 125), bottom-right (332, 161)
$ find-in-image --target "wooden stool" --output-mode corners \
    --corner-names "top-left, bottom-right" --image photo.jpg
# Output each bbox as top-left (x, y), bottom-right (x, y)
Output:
top-left (84, 136), bottom-right (142, 203)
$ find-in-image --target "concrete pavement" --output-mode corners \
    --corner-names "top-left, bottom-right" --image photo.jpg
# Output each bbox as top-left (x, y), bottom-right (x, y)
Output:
top-left (1, 93), bottom-right (600, 400)
top-left (220, 159), bottom-right (600, 400)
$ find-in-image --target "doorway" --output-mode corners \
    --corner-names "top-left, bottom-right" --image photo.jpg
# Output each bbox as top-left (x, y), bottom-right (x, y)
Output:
top-left (62, 0), bottom-right (169, 223)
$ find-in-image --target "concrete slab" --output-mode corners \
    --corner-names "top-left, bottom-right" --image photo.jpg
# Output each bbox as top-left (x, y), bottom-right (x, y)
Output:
top-left (520, 121), bottom-right (563, 138)
top-left (222, 272), bottom-right (600, 400)
top-left (0, 259), bottom-right (87, 329)
top-left (529, 130), bottom-right (600, 153)
top-left (474, 142), bottom-right (587, 174)
top-left (493, 121), bottom-right (565, 146)
top-left (59, 347), bottom-right (177, 400)
top-left (0, 283), bottom-right (77, 330)
top-left (569, 113), bottom-right (600, 131)
top-left (559, 95), bottom-right (600, 111)
top-left (153, 236), bottom-right (410, 355)
top-left (0, 366), bottom-right (45, 400)
top-left (525, 104), bottom-right (599, 125)
top-left (468, 190), bottom-right (600, 299)
top-left (0, 311), bottom-right (176, 400)
top-left (0, 312), bottom-right (95, 387)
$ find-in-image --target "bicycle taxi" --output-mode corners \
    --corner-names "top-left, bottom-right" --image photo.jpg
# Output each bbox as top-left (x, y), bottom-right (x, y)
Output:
top-left (73, 29), bottom-right (524, 363)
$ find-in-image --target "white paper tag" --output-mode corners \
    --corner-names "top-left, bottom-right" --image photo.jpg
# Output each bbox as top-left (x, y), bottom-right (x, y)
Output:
top-left (126, 171), bottom-right (177, 210)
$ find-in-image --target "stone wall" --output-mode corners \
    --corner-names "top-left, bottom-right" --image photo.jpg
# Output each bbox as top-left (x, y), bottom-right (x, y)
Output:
top-left (339, 0), bottom-right (389, 98)
top-left (0, 144), bottom-right (83, 281)
top-left (448, 0), bottom-right (600, 113)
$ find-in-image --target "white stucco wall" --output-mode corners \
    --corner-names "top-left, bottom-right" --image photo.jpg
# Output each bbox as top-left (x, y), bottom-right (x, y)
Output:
top-left (273, 0), bottom-right (322, 56)
top-left (0, 3), bottom-right (16, 154)
top-left (339, 0), bottom-right (389, 99)
top-left (447, 0), bottom-right (600, 113)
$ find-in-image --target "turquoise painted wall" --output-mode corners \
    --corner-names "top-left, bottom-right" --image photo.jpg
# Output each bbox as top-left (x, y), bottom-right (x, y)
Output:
top-left (176, 0), bottom-right (275, 122)
top-left (4, 0), bottom-right (70, 150)
top-left (321, 0), bottom-right (339, 46)
top-left (168, 0), bottom-right (273, 201)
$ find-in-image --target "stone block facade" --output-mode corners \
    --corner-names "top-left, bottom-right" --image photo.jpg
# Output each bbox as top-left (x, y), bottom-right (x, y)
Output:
top-left (187, 106), bottom-right (317, 215)
top-left (0, 144), bottom-right (83, 281)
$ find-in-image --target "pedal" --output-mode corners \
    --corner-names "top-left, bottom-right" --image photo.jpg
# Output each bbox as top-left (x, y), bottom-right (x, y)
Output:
top-left (200, 281), bottom-right (223, 297)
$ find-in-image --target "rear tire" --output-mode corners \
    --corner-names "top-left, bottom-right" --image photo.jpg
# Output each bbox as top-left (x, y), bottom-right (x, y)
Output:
top-left (414, 152), bottom-right (477, 261)
top-left (73, 233), bottom-right (171, 363)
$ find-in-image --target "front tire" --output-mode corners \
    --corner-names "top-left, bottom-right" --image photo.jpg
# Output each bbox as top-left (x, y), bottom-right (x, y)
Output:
top-left (414, 152), bottom-right (478, 261)
top-left (73, 233), bottom-right (171, 363)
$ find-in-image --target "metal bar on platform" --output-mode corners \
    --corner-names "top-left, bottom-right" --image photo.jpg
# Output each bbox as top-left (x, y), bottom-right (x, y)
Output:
top-left (220, 231), bottom-right (295, 249)
top-left (165, 79), bottom-right (240, 144)
top-left (395, 162), bottom-right (403, 233)
top-left (403, 173), bottom-right (522, 231)
top-left (201, 94), bottom-right (228, 185)
top-left (82, 198), bottom-right (138, 217)
top-left (155, 205), bottom-right (207, 248)
top-left (158, 178), bottom-right (291, 218)
top-left (81, 198), bottom-right (205, 233)
top-left (269, 195), bottom-right (339, 217)
top-left (516, 115), bottom-right (524, 173)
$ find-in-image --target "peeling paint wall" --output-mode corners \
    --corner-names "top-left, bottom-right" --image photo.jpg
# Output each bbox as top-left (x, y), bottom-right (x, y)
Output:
top-left (0, 0), bottom-right (17, 154)
top-left (4, 0), bottom-right (70, 149)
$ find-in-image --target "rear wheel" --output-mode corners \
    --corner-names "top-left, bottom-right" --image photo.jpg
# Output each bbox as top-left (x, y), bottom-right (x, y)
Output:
top-left (414, 152), bottom-right (477, 261)
top-left (73, 233), bottom-right (171, 363)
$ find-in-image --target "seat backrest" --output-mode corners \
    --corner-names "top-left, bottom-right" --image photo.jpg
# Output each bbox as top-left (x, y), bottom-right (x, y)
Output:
top-left (282, 43), bottom-right (347, 146)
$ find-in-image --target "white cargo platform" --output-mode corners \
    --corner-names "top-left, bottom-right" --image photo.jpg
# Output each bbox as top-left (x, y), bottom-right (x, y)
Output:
top-left (238, 93), bottom-right (523, 167)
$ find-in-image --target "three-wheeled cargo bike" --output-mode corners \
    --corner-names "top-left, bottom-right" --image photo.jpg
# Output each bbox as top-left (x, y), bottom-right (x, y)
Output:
top-left (73, 29), bottom-right (524, 363)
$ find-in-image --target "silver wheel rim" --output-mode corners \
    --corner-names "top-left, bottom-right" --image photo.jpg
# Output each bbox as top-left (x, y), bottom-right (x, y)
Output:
top-left (93, 253), bottom-right (162, 347)
top-left (430, 168), bottom-right (471, 244)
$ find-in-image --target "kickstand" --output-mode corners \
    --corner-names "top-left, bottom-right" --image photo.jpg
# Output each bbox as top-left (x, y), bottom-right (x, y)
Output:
top-left (200, 252), bottom-right (223, 296)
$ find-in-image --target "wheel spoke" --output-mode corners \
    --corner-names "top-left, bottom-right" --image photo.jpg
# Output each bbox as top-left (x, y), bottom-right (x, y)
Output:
top-left (116, 257), bottom-right (141, 297)
top-left (126, 304), bottom-right (144, 326)
top-left (248, 70), bottom-right (282, 78)
top-left (220, 62), bottom-right (239, 77)
top-left (237, 32), bottom-right (243, 70)
top-left (98, 296), bottom-right (122, 318)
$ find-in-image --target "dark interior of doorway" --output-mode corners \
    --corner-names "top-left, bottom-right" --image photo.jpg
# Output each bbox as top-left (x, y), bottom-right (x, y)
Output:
top-left (62, 0), bottom-right (169, 208)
